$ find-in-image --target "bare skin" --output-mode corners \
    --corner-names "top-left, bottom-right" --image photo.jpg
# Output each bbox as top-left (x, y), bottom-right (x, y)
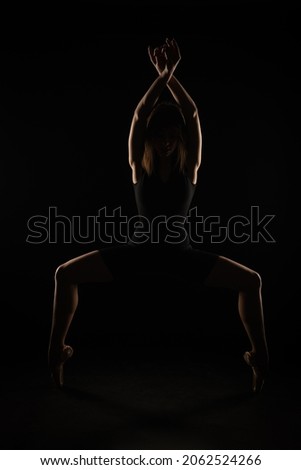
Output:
top-left (48, 38), bottom-right (269, 392)
top-left (205, 256), bottom-right (269, 393)
top-left (48, 251), bottom-right (113, 387)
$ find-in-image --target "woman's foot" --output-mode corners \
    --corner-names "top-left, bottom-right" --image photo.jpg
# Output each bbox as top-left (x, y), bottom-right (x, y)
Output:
top-left (243, 350), bottom-right (269, 393)
top-left (48, 345), bottom-right (74, 388)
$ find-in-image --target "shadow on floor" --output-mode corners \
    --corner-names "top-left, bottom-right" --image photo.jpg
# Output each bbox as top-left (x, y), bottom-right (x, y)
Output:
top-left (1, 345), bottom-right (300, 450)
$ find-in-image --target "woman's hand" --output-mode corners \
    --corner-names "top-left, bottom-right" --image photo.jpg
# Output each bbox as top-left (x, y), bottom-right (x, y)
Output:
top-left (148, 44), bottom-right (167, 74)
top-left (165, 38), bottom-right (181, 71)
top-left (148, 38), bottom-right (181, 77)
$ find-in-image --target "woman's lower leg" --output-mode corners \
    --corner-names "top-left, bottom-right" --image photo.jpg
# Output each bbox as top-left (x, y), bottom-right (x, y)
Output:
top-left (47, 250), bottom-right (113, 387)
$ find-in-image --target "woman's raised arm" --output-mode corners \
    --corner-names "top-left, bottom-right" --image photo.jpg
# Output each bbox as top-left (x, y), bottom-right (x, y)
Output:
top-left (128, 46), bottom-right (178, 184)
top-left (149, 38), bottom-right (202, 184)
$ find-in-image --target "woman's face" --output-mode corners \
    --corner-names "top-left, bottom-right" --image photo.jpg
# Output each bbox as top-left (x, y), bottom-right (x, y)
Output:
top-left (152, 126), bottom-right (179, 158)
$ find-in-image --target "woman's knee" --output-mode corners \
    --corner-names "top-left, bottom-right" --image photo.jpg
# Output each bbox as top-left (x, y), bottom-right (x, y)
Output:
top-left (205, 256), bottom-right (262, 291)
top-left (54, 251), bottom-right (113, 284)
top-left (54, 263), bottom-right (73, 284)
top-left (245, 269), bottom-right (262, 291)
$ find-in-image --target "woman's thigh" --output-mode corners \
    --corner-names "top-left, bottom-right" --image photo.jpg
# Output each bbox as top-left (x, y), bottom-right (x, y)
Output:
top-left (56, 250), bottom-right (114, 284)
top-left (204, 255), bottom-right (261, 291)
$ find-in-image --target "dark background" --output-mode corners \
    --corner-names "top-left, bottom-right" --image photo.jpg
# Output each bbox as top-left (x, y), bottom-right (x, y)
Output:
top-left (1, 1), bottom-right (300, 450)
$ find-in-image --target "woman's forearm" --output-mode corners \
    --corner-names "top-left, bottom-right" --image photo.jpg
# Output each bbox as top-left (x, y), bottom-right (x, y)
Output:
top-left (134, 70), bottom-right (171, 121)
top-left (167, 75), bottom-right (198, 120)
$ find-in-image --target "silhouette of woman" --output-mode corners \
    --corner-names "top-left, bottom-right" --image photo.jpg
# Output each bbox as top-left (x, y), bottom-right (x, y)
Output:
top-left (48, 38), bottom-right (269, 392)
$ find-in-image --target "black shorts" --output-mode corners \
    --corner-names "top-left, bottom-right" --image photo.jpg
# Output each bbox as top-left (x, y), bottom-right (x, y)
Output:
top-left (100, 243), bottom-right (219, 285)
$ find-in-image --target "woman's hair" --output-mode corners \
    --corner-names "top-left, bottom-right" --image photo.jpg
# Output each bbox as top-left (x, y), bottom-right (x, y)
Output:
top-left (142, 101), bottom-right (187, 175)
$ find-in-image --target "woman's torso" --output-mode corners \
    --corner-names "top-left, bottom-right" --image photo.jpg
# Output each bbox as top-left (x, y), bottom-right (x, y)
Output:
top-left (131, 169), bottom-right (196, 247)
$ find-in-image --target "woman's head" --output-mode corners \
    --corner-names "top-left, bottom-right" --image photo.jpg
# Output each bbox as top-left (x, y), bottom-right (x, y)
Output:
top-left (142, 101), bottom-right (187, 174)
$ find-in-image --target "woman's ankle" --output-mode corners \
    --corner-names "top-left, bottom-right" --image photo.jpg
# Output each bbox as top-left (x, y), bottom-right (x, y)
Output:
top-left (247, 349), bottom-right (269, 373)
top-left (49, 338), bottom-right (65, 352)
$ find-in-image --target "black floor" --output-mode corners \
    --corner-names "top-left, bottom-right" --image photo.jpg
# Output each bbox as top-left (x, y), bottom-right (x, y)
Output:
top-left (2, 344), bottom-right (301, 450)
top-left (1, 273), bottom-right (300, 450)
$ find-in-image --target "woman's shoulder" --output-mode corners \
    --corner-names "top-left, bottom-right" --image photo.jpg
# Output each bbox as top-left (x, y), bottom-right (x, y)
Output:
top-left (178, 165), bottom-right (196, 186)
top-left (131, 162), bottom-right (146, 185)
top-left (183, 165), bottom-right (198, 186)
top-left (132, 168), bottom-right (147, 187)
